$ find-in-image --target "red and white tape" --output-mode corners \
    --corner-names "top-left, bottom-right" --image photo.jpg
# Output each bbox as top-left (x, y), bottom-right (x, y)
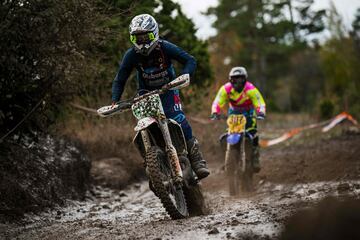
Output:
top-left (70, 103), bottom-right (358, 148)
top-left (260, 112), bottom-right (359, 147)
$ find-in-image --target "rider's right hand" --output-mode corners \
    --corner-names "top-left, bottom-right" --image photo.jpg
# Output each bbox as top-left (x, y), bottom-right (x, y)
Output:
top-left (256, 112), bottom-right (265, 120)
top-left (210, 113), bottom-right (220, 120)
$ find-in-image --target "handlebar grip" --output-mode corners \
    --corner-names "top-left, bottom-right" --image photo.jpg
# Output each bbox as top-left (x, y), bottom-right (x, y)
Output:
top-left (97, 101), bottom-right (132, 117)
top-left (117, 101), bottom-right (132, 109)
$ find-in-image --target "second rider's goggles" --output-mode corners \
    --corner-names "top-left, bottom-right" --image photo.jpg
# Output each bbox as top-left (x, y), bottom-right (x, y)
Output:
top-left (230, 75), bottom-right (246, 83)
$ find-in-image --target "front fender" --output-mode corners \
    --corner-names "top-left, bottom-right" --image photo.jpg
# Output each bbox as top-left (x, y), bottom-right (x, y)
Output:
top-left (227, 133), bottom-right (242, 145)
top-left (134, 117), bottom-right (157, 131)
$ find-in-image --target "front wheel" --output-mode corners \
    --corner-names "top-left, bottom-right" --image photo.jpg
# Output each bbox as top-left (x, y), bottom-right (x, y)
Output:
top-left (241, 138), bottom-right (254, 192)
top-left (225, 143), bottom-right (241, 196)
top-left (146, 146), bottom-right (188, 219)
top-left (225, 138), bottom-right (254, 195)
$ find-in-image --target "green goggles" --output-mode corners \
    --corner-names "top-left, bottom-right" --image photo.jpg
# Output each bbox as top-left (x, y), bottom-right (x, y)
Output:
top-left (130, 32), bottom-right (155, 45)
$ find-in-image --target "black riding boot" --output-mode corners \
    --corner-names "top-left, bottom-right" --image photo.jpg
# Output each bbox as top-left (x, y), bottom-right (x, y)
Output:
top-left (186, 137), bottom-right (210, 179)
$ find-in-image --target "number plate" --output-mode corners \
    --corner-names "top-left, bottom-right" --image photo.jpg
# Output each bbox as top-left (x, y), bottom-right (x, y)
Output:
top-left (131, 94), bottom-right (165, 120)
top-left (227, 114), bottom-right (247, 133)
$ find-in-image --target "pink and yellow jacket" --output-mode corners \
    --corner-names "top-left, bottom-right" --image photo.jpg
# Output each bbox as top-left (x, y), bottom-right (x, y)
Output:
top-left (211, 81), bottom-right (266, 115)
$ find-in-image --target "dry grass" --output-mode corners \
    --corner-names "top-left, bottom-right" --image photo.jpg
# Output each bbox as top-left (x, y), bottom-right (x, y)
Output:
top-left (59, 111), bottom-right (144, 188)
top-left (59, 106), bottom-right (338, 189)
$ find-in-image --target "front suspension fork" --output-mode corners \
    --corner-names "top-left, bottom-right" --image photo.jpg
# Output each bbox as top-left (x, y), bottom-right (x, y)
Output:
top-left (159, 119), bottom-right (183, 184)
top-left (225, 134), bottom-right (245, 174)
top-left (140, 121), bottom-right (183, 185)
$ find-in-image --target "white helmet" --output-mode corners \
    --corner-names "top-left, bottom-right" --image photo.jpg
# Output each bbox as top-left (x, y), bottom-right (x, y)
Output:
top-left (129, 14), bottom-right (159, 55)
top-left (229, 66), bottom-right (248, 79)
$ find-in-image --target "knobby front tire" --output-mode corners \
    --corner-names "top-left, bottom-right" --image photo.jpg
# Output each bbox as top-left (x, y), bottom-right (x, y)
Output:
top-left (146, 146), bottom-right (188, 219)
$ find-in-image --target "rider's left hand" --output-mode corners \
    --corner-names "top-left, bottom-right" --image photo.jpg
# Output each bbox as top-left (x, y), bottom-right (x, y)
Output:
top-left (111, 101), bottom-right (116, 109)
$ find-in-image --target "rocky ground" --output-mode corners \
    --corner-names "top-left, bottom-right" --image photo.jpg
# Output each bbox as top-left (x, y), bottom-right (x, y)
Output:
top-left (1, 127), bottom-right (359, 240)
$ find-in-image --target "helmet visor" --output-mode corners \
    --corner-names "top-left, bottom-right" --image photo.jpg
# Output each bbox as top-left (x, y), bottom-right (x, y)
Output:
top-left (130, 32), bottom-right (155, 45)
top-left (230, 75), bottom-right (246, 92)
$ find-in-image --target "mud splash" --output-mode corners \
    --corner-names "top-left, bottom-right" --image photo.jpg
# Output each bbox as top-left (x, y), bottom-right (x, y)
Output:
top-left (1, 123), bottom-right (359, 239)
top-left (1, 179), bottom-right (359, 240)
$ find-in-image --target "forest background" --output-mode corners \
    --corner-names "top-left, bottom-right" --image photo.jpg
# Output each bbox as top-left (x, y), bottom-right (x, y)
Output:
top-left (1, 0), bottom-right (359, 155)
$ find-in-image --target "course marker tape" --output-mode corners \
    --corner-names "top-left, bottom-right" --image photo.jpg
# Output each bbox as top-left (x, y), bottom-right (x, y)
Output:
top-left (260, 112), bottom-right (358, 147)
top-left (70, 104), bottom-right (358, 148)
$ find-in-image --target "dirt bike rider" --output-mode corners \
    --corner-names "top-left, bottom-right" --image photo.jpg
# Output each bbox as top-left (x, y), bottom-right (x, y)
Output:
top-left (210, 66), bottom-right (266, 172)
top-left (111, 14), bottom-right (210, 179)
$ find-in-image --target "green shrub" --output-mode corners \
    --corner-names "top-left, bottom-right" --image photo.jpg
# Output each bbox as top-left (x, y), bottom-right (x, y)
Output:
top-left (319, 99), bottom-right (335, 119)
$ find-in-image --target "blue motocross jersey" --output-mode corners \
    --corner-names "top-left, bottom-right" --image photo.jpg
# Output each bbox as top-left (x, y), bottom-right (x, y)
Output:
top-left (111, 40), bottom-right (197, 102)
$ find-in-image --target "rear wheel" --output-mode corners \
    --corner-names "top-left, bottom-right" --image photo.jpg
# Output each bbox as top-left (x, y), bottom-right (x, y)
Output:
top-left (146, 146), bottom-right (188, 219)
top-left (178, 154), bottom-right (208, 216)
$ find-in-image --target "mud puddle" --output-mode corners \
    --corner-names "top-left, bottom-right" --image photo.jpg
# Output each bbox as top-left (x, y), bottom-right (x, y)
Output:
top-left (2, 179), bottom-right (360, 240)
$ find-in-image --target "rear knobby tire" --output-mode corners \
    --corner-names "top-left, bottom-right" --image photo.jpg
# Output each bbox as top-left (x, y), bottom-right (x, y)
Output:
top-left (146, 146), bottom-right (188, 219)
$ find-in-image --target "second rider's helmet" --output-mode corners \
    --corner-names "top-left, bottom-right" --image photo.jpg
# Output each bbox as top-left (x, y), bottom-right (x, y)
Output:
top-left (229, 66), bottom-right (248, 92)
top-left (129, 14), bottom-right (159, 56)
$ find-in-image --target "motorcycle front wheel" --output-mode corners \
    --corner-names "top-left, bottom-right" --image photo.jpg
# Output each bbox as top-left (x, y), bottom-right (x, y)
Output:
top-left (226, 143), bottom-right (241, 196)
top-left (226, 137), bottom-right (254, 195)
top-left (146, 146), bottom-right (188, 219)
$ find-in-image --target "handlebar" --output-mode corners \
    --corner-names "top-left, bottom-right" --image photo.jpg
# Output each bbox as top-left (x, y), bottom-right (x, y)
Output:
top-left (210, 113), bottom-right (265, 121)
top-left (98, 74), bottom-right (189, 117)
top-left (113, 88), bottom-right (165, 112)
top-left (210, 114), bottom-right (228, 121)
top-left (109, 74), bottom-right (188, 113)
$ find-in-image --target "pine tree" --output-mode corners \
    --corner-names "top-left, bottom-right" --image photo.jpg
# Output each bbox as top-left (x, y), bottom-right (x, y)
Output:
top-left (208, 0), bottom-right (325, 111)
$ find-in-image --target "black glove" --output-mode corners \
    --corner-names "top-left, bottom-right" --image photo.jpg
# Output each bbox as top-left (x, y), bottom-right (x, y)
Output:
top-left (256, 112), bottom-right (265, 120)
top-left (210, 113), bottom-right (220, 120)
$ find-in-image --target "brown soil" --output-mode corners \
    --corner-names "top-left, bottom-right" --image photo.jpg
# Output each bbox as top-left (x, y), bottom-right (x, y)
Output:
top-left (279, 197), bottom-right (360, 240)
top-left (258, 133), bottom-right (360, 184)
top-left (91, 157), bottom-right (145, 189)
top-left (201, 130), bottom-right (360, 194)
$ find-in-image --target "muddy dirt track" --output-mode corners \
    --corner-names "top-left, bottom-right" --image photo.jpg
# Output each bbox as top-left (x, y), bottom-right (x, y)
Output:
top-left (1, 129), bottom-right (360, 240)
